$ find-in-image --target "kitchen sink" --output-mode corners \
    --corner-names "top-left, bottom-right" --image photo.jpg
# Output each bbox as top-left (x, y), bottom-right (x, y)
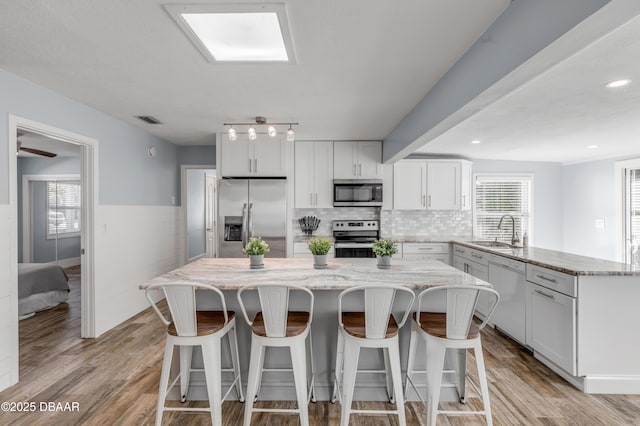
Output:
top-left (470, 240), bottom-right (514, 248)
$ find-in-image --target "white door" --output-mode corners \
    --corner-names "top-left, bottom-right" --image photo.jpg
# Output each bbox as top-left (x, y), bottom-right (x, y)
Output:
top-left (294, 142), bottom-right (314, 208)
top-left (393, 161), bottom-right (426, 210)
top-left (252, 138), bottom-right (285, 176)
top-left (205, 175), bottom-right (216, 258)
top-left (427, 162), bottom-right (460, 210)
top-left (333, 141), bottom-right (357, 179)
top-left (357, 141), bottom-right (382, 179)
top-left (0, 204), bottom-right (17, 390)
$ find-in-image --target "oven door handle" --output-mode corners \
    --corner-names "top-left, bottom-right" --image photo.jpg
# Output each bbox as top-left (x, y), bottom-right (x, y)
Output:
top-left (334, 243), bottom-right (374, 249)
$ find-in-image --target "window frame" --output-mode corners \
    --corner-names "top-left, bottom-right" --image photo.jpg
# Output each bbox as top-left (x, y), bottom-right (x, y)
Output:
top-left (46, 180), bottom-right (81, 239)
top-left (472, 173), bottom-right (534, 245)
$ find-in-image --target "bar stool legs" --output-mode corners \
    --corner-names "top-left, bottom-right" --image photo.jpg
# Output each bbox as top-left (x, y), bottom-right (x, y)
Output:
top-left (179, 346), bottom-right (193, 402)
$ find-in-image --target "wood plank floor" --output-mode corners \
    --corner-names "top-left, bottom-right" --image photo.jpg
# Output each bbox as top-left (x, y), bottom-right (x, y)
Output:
top-left (2, 270), bottom-right (640, 425)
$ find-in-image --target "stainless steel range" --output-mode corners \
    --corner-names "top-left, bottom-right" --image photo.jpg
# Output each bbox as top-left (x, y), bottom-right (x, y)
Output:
top-left (333, 220), bottom-right (379, 258)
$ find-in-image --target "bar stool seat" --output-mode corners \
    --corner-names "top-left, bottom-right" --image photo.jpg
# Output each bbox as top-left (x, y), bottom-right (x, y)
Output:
top-left (168, 311), bottom-right (236, 336)
top-left (145, 281), bottom-right (244, 426)
top-left (342, 312), bottom-right (399, 338)
top-left (238, 284), bottom-right (316, 426)
top-left (412, 312), bottom-right (480, 339)
top-left (332, 284), bottom-right (415, 426)
top-left (252, 311), bottom-right (310, 337)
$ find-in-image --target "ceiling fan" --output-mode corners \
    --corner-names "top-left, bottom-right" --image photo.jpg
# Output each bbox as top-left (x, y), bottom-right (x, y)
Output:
top-left (16, 131), bottom-right (57, 158)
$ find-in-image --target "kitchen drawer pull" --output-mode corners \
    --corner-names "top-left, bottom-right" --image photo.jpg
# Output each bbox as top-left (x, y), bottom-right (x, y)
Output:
top-left (537, 274), bottom-right (558, 284)
top-left (535, 289), bottom-right (555, 300)
top-left (419, 247), bottom-right (434, 251)
top-left (455, 249), bottom-right (464, 254)
top-left (472, 253), bottom-right (483, 259)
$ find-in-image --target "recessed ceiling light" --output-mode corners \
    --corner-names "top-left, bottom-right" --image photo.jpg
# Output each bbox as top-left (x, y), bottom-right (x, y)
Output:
top-left (471, 140), bottom-right (481, 144)
top-left (587, 145), bottom-right (598, 149)
top-left (605, 79), bottom-right (631, 88)
top-left (166, 4), bottom-right (295, 64)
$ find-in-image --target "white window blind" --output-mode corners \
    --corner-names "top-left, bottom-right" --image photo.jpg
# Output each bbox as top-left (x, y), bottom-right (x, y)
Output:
top-left (473, 174), bottom-right (532, 243)
top-left (47, 181), bottom-right (81, 238)
top-left (627, 169), bottom-right (640, 265)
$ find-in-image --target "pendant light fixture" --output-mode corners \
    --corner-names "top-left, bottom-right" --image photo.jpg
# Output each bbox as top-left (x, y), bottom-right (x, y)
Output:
top-left (224, 116), bottom-right (298, 141)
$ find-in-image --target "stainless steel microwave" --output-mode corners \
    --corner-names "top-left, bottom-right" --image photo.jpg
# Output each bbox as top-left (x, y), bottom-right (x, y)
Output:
top-left (333, 179), bottom-right (383, 207)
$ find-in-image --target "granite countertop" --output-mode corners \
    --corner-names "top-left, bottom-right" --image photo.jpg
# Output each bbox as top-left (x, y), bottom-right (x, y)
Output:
top-left (453, 241), bottom-right (640, 276)
top-left (140, 257), bottom-right (489, 291)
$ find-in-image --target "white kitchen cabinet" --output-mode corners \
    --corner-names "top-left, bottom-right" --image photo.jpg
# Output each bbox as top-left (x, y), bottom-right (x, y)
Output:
top-left (526, 281), bottom-right (576, 375)
top-left (452, 244), bottom-right (489, 315)
top-left (295, 142), bottom-right (333, 208)
top-left (393, 160), bottom-right (472, 210)
top-left (402, 242), bottom-right (450, 264)
top-left (393, 162), bottom-right (426, 209)
top-left (333, 141), bottom-right (382, 179)
top-left (221, 136), bottom-right (286, 177)
top-left (488, 254), bottom-right (526, 345)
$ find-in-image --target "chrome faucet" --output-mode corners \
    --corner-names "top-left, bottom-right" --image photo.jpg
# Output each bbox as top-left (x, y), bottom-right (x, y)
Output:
top-left (497, 214), bottom-right (520, 247)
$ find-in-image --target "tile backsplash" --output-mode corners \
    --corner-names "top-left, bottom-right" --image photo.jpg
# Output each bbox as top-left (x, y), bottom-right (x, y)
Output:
top-left (293, 208), bottom-right (472, 239)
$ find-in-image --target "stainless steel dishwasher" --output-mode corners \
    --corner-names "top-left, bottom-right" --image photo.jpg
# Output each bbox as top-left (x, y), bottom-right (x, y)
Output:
top-left (487, 254), bottom-right (527, 346)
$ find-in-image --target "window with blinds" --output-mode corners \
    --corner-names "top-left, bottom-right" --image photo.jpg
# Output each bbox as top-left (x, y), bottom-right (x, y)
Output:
top-left (47, 181), bottom-right (81, 238)
top-left (473, 174), bottom-right (532, 243)
top-left (626, 169), bottom-right (640, 265)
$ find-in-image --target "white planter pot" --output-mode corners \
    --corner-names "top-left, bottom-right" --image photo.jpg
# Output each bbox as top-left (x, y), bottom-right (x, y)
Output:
top-left (377, 255), bottom-right (391, 269)
top-left (313, 254), bottom-right (328, 269)
top-left (249, 254), bottom-right (264, 269)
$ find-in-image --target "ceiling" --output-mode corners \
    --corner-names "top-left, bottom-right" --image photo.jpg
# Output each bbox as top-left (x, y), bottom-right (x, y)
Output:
top-left (416, 14), bottom-right (640, 164)
top-left (0, 0), bottom-right (509, 145)
top-left (17, 130), bottom-right (81, 158)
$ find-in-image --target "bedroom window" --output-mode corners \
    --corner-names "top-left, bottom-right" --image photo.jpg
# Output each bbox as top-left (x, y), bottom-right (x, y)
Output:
top-left (473, 174), bottom-right (533, 244)
top-left (47, 181), bottom-right (81, 238)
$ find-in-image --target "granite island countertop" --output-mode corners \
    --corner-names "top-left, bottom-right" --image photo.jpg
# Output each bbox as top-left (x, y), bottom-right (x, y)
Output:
top-left (140, 257), bottom-right (489, 291)
top-left (452, 241), bottom-right (640, 276)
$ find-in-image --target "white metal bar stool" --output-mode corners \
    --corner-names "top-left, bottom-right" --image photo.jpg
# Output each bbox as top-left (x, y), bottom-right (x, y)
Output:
top-left (331, 284), bottom-right (415, 426)
top-left (145, 281), bottom-right (244, 426)
top-left (405, 285), bottom-right (500, 426)
top-left (237, 283), bottom-right (316, 426)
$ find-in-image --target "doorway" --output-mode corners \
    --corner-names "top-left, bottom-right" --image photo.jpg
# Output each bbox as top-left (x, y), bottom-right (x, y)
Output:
top-left (8, 115), bottom-right (96, 343)
top-left (616, 158), bottom-right (640, 265)
top-left (181, 166), bottom-right (216, 262)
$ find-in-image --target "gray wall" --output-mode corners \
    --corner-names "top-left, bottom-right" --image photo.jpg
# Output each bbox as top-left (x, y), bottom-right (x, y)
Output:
top-left (17, 156), bottom-right (81, 262)
top-left (472, 159), bottom-right (564, 251)
top-left (383, 0), bottom-right (609, 162)
top-left (0, 67), bottom-right (179, 206)
top-left (562, 158), bottom-right (617, 260)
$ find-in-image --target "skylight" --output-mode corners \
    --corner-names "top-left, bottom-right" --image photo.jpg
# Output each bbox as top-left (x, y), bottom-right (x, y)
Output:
top-left (182, 12), bottom-right (288, 62)
top-left (165, 4), bottom-right (295, 64)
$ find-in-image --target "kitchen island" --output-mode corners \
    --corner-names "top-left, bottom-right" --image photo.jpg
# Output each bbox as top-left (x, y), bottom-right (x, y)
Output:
top-left (141, 257), bottom-right (489, 402)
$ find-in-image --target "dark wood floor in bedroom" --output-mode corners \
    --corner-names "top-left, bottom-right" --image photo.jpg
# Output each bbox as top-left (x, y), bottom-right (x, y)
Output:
top-left (1, 268), bottom-right (640, 425)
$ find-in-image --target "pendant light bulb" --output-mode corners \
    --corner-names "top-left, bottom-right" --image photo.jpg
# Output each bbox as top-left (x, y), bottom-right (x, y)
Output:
top-left (267, 125), bottom-right (277, 137)
top-left (228, 127), bottom-right (237, 141)
top-left (248, 126), bottom-right (257, 140)
top-left (286, 126), bottom-right (295, 142)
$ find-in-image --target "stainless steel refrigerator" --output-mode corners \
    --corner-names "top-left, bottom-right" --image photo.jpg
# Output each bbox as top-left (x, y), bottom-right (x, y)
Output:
top-left (218, 178), bottom-right (287, 258)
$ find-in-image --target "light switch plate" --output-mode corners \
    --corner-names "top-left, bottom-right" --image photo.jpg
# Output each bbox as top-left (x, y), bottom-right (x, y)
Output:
top-left (595, 218), bottom-right (605, 229)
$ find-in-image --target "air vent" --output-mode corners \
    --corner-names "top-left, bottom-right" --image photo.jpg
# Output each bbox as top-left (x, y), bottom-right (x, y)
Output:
top-left (135, 115), bottom-right (162, 124)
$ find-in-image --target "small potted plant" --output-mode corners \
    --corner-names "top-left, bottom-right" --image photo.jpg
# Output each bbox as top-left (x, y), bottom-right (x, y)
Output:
top-left (243, 237), bottom-right (270, 269)
top-left (308, 237), bottom-right (332, 269)
top-left (372, 239), bottom-right (398, 269)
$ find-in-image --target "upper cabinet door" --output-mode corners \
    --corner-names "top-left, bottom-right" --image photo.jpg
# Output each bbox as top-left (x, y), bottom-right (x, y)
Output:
top-left (460, 162), bottom-right (472, 211)
top-left (427, 162), bottom-right (460, 210)
top-left (294, 142), bottom-right (314, 208)
top-left (252, 138), bottom-right (286, 176)
top-left (333, 141), bottom-right (358, 179)
top-left (313, 142), bottom-right (334, 208)
top-left (221, 138), bottom-right (252, 177)
top-left (393, 161), bottom-right (426, 210)
top-left (357, 141), bottom-right (382, 179)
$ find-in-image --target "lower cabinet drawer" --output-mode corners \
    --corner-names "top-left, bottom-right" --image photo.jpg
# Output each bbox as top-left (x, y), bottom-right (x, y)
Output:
top-left (403, 242), bottom-right (449, 254)
top-left (526, 264), bottom-right (576, 297)
top-left (403, 253), bottom-right (450, 264)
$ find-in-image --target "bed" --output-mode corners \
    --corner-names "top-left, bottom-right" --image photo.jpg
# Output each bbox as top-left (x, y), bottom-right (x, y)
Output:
top-left (18, 263), bottom-right (70, 319)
